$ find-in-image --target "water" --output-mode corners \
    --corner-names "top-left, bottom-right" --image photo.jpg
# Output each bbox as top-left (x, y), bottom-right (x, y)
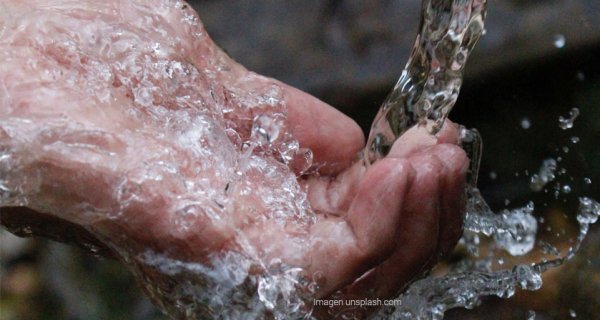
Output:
top-left (553, 34), bottom-right (566, 49)
top-left (362, 0), bottom-right (600, 319)
top-left (364, 0), bottom-right (487, 164)
top-left (1, 1), bottom-right (315, 319)
top-left (558, 107), bottom-right (580, 130)
top-left (529, 158), bottom-right (558, 192)
top-left (1, 1), bottom-right (598, 319)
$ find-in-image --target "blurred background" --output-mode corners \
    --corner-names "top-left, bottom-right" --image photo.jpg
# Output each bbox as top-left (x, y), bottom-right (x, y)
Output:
top-left (1, 0), bottom-right (599, 319)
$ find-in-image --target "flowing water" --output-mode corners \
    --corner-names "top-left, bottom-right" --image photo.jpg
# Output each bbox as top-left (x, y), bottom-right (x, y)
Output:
top-left (1, 0), bottom-right (598, 319)
top-left (364, 0), bottom-right (600, 319)
top-left (365, 0), bottom-right (487, 164)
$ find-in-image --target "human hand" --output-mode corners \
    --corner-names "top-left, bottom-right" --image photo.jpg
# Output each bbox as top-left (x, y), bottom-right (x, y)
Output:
top-left (0, 1), bottom-right (468, 318)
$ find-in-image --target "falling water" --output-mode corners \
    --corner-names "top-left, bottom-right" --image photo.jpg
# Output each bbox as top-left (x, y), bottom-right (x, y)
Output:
top-left (363, 0), bottom-right (600, 319)
top-left (365, 0), bottom-right (487, 164)
top-left (1, 1), bottom-right (598, 319)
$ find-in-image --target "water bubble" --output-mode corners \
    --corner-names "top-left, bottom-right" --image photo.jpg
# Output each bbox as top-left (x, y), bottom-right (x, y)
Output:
top-left (562, 146), bottom-right (569, 153)
top-left (562, 185), bottom-right (572, 194)
top-left (527, 310), bottom-right (536, 320)
top-left (558, 108), bottom-right (580, 130)
top-left (553, 34), bottom-right (566, 48)
top-left (520, 118), bottom-right (531, 129)
top-left (489, 171), bottom-right (497, 180)
top-left (576, 71), bottom-right (585, 82)
top-left (584, 177), bottom-right (592, 184)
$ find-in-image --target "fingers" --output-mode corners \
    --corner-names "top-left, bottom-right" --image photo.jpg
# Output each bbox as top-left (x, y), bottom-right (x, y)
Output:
top-left (332, 143), bottom-right (467, 308)
top-left (387, 120), bottom-right (460, 159)
top-left (346, 151), bottom-right (445, 298)
top-left (436, 120), bottom-right (461, 145)
top-left (303, 119), bottom-right (463, 220)
top-left (305, 157), bottom-right (412, 297)
top-left (303, 119), bottom-right (461, 216)
top-left (282, 83), bottom-right (365, 175)
top-left (429, 144), bottom-right (468, 258)
top-left (302, 162), bottom-right (365, 215)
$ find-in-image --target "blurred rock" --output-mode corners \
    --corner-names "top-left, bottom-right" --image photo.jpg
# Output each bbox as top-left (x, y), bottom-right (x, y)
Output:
top-left (556, 225), bottom-right (600, 319)
top-left (190, 0), bottom-right (600, 101)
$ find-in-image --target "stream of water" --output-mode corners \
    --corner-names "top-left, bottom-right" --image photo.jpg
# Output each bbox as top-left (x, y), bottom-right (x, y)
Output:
top-left (1, 1), bottom-right (598, 319)
top-left (365, 0), bottom-right (600, 319)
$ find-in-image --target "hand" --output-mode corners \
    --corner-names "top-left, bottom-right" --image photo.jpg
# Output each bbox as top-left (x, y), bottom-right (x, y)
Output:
top-left (0, 1), bottom-right (468, 318)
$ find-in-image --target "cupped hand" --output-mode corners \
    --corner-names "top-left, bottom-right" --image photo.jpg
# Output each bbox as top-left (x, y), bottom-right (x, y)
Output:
top-left (0, 1), bottom-right (468, 318)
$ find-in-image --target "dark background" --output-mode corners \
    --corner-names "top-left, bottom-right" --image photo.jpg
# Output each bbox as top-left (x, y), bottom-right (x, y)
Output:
top-left (1, 1), bottom-right (599, 319)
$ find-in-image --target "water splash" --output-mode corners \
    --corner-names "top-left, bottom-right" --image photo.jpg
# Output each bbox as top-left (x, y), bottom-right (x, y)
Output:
top-left (0, 1), bottom-right (316, 318)
top-left (529, 158), bottom-right (558, 192)
top-left (1, 1), bottom-right (598, 319)
top-left (360, 1), bottom-right (600, 319)
top-left (373, 191), bottom-right (599, 319)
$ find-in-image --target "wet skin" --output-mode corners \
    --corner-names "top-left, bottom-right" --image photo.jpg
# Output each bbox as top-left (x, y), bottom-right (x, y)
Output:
top-left (0, 0), bottom-right (468, 317)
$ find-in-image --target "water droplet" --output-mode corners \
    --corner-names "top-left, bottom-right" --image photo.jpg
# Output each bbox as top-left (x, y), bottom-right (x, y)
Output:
top-left (562, 185), bottom-right (572, 194)
top-left (570, 136), bottom-right (580, 144)
top-left (576, 71), bottom-right (585, 82)
top-left (19, 226), bottom-right (33, 236)
top-left (251, 113), bottom-right (286, 146)
top-left (577, 197), bottom-right (600, 225)
top-left (527, 310), bottom-right (536, 320)
top-left (530, 159), bottom-right (557, 192)
top-left (514, 264), bottom-right (542, 290)
top-left (312, 271), bottom-right (326, 288)
top-left (520, 118), bottom-right (531, 129)
top-left (558, 108), bottom-right (580, 130)
top-left (563, 146), bottom-right (569, 153)
top-left (495, 206), bottom-right (538, 256)
top-left (489, 171), bottom-right (497, 180)
top-left (569, 309), bottom-right (577, 318)
top-left (553, 34), bottom-right (566, 48)
top-left (540, 241), bottom-right (560, 256)
top-left (289, 148), bottom-right (313, 175)
top-left (584, 177), bottom-right (592, 184)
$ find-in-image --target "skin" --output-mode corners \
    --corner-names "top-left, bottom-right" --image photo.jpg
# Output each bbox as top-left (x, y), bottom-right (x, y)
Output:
top-left (0, 0), bottom-right (468, 318)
